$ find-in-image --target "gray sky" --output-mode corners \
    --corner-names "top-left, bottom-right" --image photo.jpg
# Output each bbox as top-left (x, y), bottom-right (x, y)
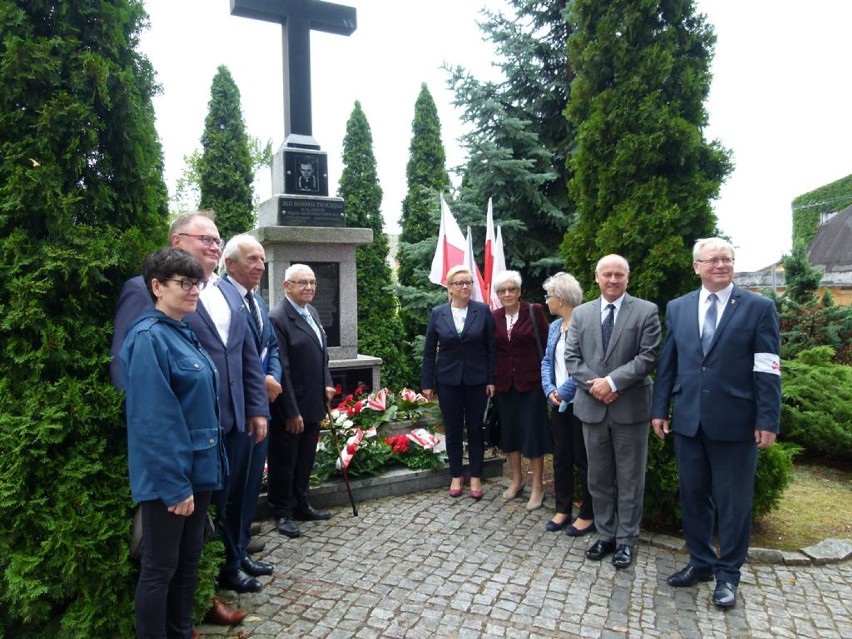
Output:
top-left (139, 0), bottom-right (852, 272)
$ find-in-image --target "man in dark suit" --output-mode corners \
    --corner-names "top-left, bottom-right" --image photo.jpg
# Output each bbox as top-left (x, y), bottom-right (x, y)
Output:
top-left (220, 234), bottom-right (282, 580)
top-left (565, 254), bottom-right (660, 570)
top-left (267, 264), bottom-right (334, 538)
top-left (110, 211), bottom-right (270, 602)
top-left (651, 238), bottom-right (781, 609)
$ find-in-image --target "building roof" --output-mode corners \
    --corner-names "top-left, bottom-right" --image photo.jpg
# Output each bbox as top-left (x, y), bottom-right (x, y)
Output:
top-left (808, 205), bottom-right (852, 277)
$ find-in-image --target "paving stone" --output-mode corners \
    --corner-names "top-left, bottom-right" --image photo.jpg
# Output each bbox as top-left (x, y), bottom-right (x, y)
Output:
top-left (194, 485), bottom-right (852, 638)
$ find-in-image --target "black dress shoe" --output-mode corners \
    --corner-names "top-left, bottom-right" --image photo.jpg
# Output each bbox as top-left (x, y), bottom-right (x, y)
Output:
top-left (219, 569), bottom-right (262, 593)
top-left (241, 555), bottom-right (273, 577)
top-left (585, 539), bottom-right (617, 561)
top-left (293, 505), bottom-right (331, 521)
top-left (565, 521), bottom-right (597, 537)
top-left (276, 516), bottom-right (301, 538)
top-left (667, 565), bottom-right (713, 588)
top-left (612, 544), bottom-right (634, 569)
top-left (712, 581), bottom-right (737, 609)
top-left (545, 518), bottom-right (570, 532)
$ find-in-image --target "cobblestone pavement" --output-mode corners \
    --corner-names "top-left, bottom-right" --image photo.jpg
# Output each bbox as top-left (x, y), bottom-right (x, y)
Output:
top-left (198, 483), bottom-right (852, 639)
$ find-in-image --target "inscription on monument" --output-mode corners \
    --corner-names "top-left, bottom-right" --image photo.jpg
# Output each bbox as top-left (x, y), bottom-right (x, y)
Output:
top-left (277, 196), bottom-right (345, 227)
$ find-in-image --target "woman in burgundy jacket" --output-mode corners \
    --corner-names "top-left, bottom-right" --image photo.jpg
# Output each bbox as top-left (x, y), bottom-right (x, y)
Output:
top-left (492, 270), bottom-right (551, 510)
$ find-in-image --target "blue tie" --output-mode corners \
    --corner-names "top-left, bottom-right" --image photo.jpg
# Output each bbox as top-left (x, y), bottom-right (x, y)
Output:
top-left (601, 304), bottom-right (615, 352)
top-left (701, 293), bottom-right (718, 354)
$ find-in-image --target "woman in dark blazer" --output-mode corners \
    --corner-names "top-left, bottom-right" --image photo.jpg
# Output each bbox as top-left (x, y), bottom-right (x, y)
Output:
top-left (422, 265), bottom-right (496, 500)
top-left (491, 270), bottom-right (551, 510)
top-left (540, 272), bottom-right (595, 535)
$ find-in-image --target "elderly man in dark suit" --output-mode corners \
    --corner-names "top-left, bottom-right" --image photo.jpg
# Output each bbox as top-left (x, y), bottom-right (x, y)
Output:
top-left (651, 238), bottom-right (781, 609)
top-left (220, 234), bottom-right (283, 580)
top-left (268, 264), bottom-right (335, 538)
top-left (111, 211), bottom-right (269, 617)
top-left (564, 254), bottom-right (660, 570)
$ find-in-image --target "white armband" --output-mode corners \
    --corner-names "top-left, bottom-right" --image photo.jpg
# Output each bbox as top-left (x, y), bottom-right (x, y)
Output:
top-left (754, 353), bottom-right (781, 376)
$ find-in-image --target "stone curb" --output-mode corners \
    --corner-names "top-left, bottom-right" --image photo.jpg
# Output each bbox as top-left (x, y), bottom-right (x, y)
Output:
top-left (642, 526), bottom-right (852, 567)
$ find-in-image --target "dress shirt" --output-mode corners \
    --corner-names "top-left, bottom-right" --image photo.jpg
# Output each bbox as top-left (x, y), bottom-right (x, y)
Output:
top-left (286, 295), bottom-right (322, 343)
top-left (698, 283), bottom-right (733, 335)
top-left (199, 273), bottom-right (231, 346)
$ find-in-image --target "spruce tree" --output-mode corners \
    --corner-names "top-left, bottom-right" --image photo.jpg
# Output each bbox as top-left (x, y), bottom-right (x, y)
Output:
top-left (198, 65), bottom-right (255, 239)
top-left (396, 84), bottom-right (452, 369)
top-left (0, 1), bottom-right (167, 635)
top-left (338, 102), bottom-right (413, 388)
top-left (562, 0), bottom-right (731, 305)
top-left (449, 0), bottom-right (574, 294)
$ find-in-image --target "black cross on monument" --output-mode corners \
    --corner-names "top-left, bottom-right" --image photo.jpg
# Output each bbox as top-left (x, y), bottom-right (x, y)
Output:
top-left (231, 0), bottom-right (357, 144)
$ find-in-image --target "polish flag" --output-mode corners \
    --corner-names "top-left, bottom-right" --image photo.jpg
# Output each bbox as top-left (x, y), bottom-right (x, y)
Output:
top-left (428, 195), bottom-right (466, 287)
top-left (489, 226), bottom-right (507, 310)
top-left (484, 198), bottom-right (496, 301)
top-left (464, 226), bottom-right (487, 303)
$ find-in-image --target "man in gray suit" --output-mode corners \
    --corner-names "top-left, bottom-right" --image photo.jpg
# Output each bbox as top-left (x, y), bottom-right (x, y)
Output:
top-left (565, 254), bottom-right (660, 569)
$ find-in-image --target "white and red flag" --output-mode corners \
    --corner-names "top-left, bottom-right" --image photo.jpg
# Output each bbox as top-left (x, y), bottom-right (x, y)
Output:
top-left (484, 198), bottom-right (496, 300)
top-left (464, 226), bottom-right (487, 303)
top-left (489, 225), bottom-right (507, 310)
top-left (428, 195), bottom-right (466, 287)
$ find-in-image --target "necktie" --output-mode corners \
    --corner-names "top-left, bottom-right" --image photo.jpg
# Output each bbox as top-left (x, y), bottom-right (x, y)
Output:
top-left (301, 308), bottom-right (322, 344)
top-left (701, 293), bottom-right (718, 354)
top-left (601, 303), bottom-right (615, 352)
top-left (244, 291), bottom-right (262, 347)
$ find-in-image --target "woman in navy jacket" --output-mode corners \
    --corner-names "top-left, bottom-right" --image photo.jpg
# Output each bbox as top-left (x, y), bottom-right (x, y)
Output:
top-left (422, 265), bottom-right (496, 500)
top-left (120, 248), bottom-right (225, 639)
top-left (540, 272), bottom-right (595, 536)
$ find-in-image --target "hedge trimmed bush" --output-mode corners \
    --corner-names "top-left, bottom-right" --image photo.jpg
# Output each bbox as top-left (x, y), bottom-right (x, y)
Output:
top-left (780, 346), bottom-right (852, 459)
top-left (643, 434), bottom-right (799, 530)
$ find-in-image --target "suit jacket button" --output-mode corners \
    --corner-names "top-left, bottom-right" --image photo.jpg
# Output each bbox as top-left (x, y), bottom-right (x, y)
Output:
top-left (701, 366), bottom-right (707, 371)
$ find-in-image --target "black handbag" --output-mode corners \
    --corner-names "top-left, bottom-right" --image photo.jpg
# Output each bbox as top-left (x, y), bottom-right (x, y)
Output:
top-left (482, 396), bottom-right (501, 448)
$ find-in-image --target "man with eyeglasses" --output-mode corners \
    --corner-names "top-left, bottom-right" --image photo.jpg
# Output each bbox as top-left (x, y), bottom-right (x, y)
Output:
top-left (267, 264), bottom-right (334, 538)
top-left (651, 238), bottom-right (781, 610)
top-left (110, 210), bottom-right (270, 623)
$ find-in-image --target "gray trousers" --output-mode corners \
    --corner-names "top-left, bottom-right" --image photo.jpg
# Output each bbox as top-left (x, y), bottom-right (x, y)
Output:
top-left (583, 418), bottom-right (649, 546)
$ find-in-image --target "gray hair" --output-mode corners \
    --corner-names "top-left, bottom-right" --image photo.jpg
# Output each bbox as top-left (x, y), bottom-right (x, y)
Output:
top-left (492, 270), bottom-right (522, 290)
top-left (285, 263), bottom-right (314, 281)
top-left (219, 234), bottom-right (262, 274)
top-left (693, 237), bottom-right (735, 261)
top-left (543, 272), bottom-right (583, 308)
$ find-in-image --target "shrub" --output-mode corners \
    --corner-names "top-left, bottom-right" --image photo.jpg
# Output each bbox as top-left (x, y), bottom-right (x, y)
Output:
top-left (780, 346), bottom-right (852, 458)
top-left (643, 435), bottom-right (799, 530)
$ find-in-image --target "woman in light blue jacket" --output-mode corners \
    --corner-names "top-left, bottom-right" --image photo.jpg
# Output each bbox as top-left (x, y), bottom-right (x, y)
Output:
top-left (540, 272), bottom-right (595, 535)
top-left (120, 248), bottom-right (224, 639)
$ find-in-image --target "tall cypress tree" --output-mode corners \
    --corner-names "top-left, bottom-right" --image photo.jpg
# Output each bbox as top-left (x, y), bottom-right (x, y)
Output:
top-left (338, 102), bottom-right (412, 388)
top-left (562, 0), bottom-right (731, 305)
top-left (0, 1), bottom-right (167, 635)
top-left (449, 0), bottom-right (574, 294)
top-left (396, 84), bottom-right (452, 359)
top-left (198, 65), bottom-right (255, 239)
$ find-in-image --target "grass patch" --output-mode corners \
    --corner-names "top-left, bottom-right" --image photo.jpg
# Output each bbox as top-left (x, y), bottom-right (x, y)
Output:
top-left (751, 461), bottom-right (852, 550)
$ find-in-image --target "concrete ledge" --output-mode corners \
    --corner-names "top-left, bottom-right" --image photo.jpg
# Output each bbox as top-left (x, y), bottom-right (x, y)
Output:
top-left (641, 534), bottom-right (852, 567)
top-left (257, 455), bottom-right (504, 516)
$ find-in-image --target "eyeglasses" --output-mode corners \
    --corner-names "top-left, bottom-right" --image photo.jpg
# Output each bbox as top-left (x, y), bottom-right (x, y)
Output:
top-left (695, 257), bottom-right (734, 266)
top-left (287, 279), bottom-right (317, 288)
top-left (450, 280), bottom-right (474, 288)
top-left (495, 287), bottom-right (519, 294)
top-left (178, 233), bottom-right (224, 249)
top-left (162, 278), bottom-right (206, 291)
top-left (544, 294), bottom-right (559, 301)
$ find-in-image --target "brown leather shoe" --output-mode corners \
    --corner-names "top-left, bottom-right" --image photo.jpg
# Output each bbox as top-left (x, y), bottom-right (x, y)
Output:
top-left (192, 629), bottom-right (200, 639)
top-left (203, 595), bottom-right (247, 625)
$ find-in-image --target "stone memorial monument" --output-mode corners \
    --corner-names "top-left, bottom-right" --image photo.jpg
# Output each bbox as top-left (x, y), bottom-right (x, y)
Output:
top-left (231, 0), bottom-right (381, 392)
